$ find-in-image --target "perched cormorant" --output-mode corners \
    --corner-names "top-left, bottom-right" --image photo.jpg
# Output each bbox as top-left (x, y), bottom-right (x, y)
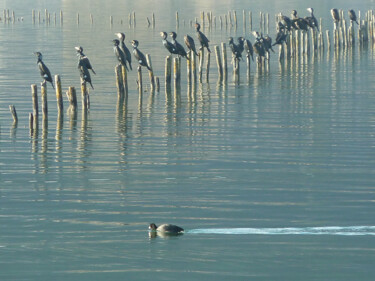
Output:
top-left (291, 10), bottom-right (308, 31)
top-left (348, 9), bottom-right (359, 25)
top-left (279, 13), bottom-right (296, 31)
top-left (243, 38), bottom-right (254, 61)
top-left (252, 32), bottom-right (266, 59)
top-left (131, 40), bottom-right (151, 70)
top-left (263, 35), bottom-right (275, 53)
top-left (273, 29), bottom-right (288, 46)
top-left (75, 46), bottom-right (96, 74)
top-left (184, 34), bottom-right (198, 56)
top-left (170, 31), bottom-right (189, 60)
top-left (229, 37), bottom-right (242, 61)
top-left (195, 23), bottom-right (211, 53)
top-left (331, 8), bottom-right (340, 23)
top-left (160, 31), bottom-right (177, 55)
top-left (115, 32), bottom-right (132, 70)
top-left (34, 52), bottom-right (54, 89)
top-left (149, 223), bottom-right (184, 234)
top-left (112, 39), bottom-right (128, 70)
top-left (305, 7), bottom-right (319, 31)
top-left (78, 64), bottom-right (94, 89)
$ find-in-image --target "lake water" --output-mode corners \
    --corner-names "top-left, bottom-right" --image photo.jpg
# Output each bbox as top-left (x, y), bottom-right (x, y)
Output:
top-left (1, 0), bottom-right (375, 280)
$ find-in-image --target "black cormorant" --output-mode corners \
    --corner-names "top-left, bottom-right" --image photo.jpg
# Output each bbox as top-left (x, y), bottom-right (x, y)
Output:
top-left (115, 32), bottom-right (132, 70)
top-left (291, 10), bottom-right (308, 32)
top-left (195, 23), bottom-right (211, 53)
top-left (243, 38), bottom-right (254, 61)
top-left (75, 46), bottom-right (96, 74)
top-left (263, 35), bottom-right (275, 53)
top-left (229, 37), bottom-right (242, 61)
top-left (170, 31), bottom-right (189, 60)
top-left (184, 34), bottom-right (198, 56)
top-left (131, 40), bottom-right (151, 70)
top-left (252, 32), bottom-right (266, 59)
top-left (305, 8), bottom-right (319, 31)
top-left (160, 31), bottom-right (177, 55)
top-left (331, 9), bottom-right (340, 23)
top-left (348, 9), bottom-right (359, 25)
top-left (279, 13), bottom-right (296, 31)
top-left (149, 223), bottom-right (184, 234)
top-left (78, 64), bottom-right (94, 89)
top-left (112, 39), bottom-right (128, 70)
top-left (34, 52), bottom-right (54, 89)
top-left (273, 29), bottom-right (288, 46)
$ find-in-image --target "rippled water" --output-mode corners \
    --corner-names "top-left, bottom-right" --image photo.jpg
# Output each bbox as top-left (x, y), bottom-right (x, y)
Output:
top-left (1, 0), bottom-right (375, 280)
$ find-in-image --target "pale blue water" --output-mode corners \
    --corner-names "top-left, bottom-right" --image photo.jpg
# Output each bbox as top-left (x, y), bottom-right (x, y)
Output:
top-left (1, 0), bottom-right (375, 280)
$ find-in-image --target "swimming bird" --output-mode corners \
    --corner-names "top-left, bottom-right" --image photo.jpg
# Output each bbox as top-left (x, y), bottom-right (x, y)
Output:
top-left (170, 31), bottom-right (189, 60)
top-left (348, 9), bottom-right (359, 25)
top-left (184, 34), bottom-right (198, 56)
top-left (305, 7), bottom-right (319, 31)
top-left (131, 40), bottom-right (151, 70)
top-left (113, 39), bottom-right (128, 70)
top-left (115, 32), bottom-right (132, 70)
top-left (34, 52), bottom-right (54, 89)
top-left (331, 8), bottom-right (340, 23)
top-left (195, 23), bottom-right (211, 53)
top-left (149, 223), bottom-right (184, 234)
top-left (160, 31), bottom-right (177, 55)
top-left (243, 38), bottom-right (254, 61)
top-left (75, 46), bottom-right (96, 74)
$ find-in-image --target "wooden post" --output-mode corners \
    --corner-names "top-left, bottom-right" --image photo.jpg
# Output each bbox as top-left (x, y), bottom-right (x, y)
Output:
top-left (221, 42), bottom-right (228, 81)
top-left (165, 55), bottom-right (172, 87)
top-left (249, 11), bottom-right (252, 31)
top-left (326, 30), bottom-right (331, 50)
top-left (41, 82), bottom-right (48, 120)
top-left (121, 65), bottom-right (128, 99)
top-left (214, 45), bottom-right (223, 79)
top-left (176, 11), bottom-right (179, 28)
top-left (146, 54), bottom-right (155, 92)
top-left (115, 64), bottom-right (124, 98)
top-left (137, 66), bottom-right (143, 105)
top-left (60, 10), bottom-right (63, 25)
top-left (31, 84), bottom-right (38, 119)
top-left (66, 86), bottom-right (77, 110)
top-left (199, 48), bottom-right (204, 82)
top-left (152, 13), bottom-right (155, 28)
top-left (187, 51), bottom-right (192, 84)
top-left (246, 54), bottom-right (251, 76)
top-left (173, 57), bottom-right (180, 99)
top-left (206, 52), bottom-right (211, 82)
top-left (278, 44), bottom-right (285, 62)
top-left (29, 113), bottom-right (34, 132)
top-left (9, 105), bottom-right (18, 124)
top-left (81, 79), bottom-right (88, 110)
top-left (55, 75), bottom-right (63, 112)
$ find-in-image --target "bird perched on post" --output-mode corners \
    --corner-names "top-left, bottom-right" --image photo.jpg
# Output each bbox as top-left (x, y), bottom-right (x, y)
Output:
top-left (184, 34), bottom-right (198, 56)
top-left (305, 7), bottom-right (319, 31)
top-left (195, 23), bottom-right (211, 53)
top-left (331, 8), bottom-right (340, 23)
top-left (348, 10), bottom-right (359, 25)
top-left (170, 31), bottom-right (189, 60)
top-left (113, 39), bottom-right (128, 70)
top-left (34, 52), bottom-right (54, 89)
top-left (75, 46), bottom-right (96, 74)
top-left (160, 31), bottom-right (177, 55)
top-left (131, 40), bottom-right (151, 70)
top-left (243, 38), bottom-right (254, 61)
top-left (115, 32), bottom-right (132, 70)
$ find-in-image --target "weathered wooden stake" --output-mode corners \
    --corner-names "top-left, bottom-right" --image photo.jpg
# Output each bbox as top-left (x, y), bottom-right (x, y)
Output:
top-left (81, 79), bottom-right (88, 110)
top-left (214, 45), bottom-right (223, 79)
top-left (137, 66), bottom-right (143, 105)
top-left (146, 54), bottom-right (155, 91)
top-left (121, 65), bottom-right (128, 99)
top-left (115, 64), bottom-right (124, 98)
top-left (41, 82), bottom-right (48, 119)
top-left (187, 51), bottom-right (192, 84)
top-left (155, 76), bottom-right (160, 92)
top-left (31, 84), bottom-right (38, 119)
top-left (9, 105), bottom-right (18, 124)
top-left (165, 55), bottom-right (172, 87)
top-left (66, 86), bottom-right (77, 110)
top-left (55, 75), bottom-right (63, 112)
top-left (199, 48), bottom-right (204, 82)
top-left (221, 42), bottom-right (228, 80)
top-left (206, 52), bottom-right (211, 82)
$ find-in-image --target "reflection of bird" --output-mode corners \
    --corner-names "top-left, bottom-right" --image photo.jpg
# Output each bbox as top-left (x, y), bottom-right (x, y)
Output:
top-left (160, 31), bottom-right (177, 55)
top-left (170, 31), bottom-right (189, 60)
top-left (131, 40), bottom-right (151, 70)
top-left (75, 46), bottom-right (96, 74)
top-left (149, 223), bottom-right (184, 234)
top-left (331, 8), bottom-right (340, 23)
top-left (115, 32), bottom-right (132, 70)
top-left (195, 23), bottom-right (211, 52)
top-left (34, 52), bottom-right (54, 89)
top-left (348, 9), bottom-right (359, 25)
top-left (243, 38), bottom-right (254, 61)
top-left (112, 39), bottom-right (128, 70)
top-left (184, 34), bottom-right (198, 56)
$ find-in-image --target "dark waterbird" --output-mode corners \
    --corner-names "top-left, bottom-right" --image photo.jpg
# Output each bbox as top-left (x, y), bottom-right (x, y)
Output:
top-left (348, 9), bottom-right (359, 25)
top-left (279, 13), bottom-right (296, 31)
top-left (195, 23), bottom-right (211, 53)
top-left (75, 46), bottom-right (96, 74)
top-left (184, 34), bottom-right (198, 56)
top-left (34, 51), bottom-right (54, 89)
top-left (170, 31), bottom-right (189, 60)
top-left (229, 37), bottom-right (244, 61)
top-left (291, 10), bottom-right (308, 32)
top-left (331, 8), bottom-right (340, 23)
top-left (115, 32), bottom-right (132, 70)
top-left (273, 29), bottom-right (288, 46)
top-left (131, 40), bottom-right (152, 70)
top-left (149, 223), bottom-right (184, 234)
top-left (243, 38), bottom-right (254, 61)
top-left (305, 7), bottom-right (319, 31)
top-left (160, 31), bottom-right (177, 55)
top-left (112, 39), bottom-right (128, 70)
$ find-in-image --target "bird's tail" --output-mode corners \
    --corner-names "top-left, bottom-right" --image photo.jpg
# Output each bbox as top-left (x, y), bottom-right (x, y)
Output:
top-left (90, 82), bottom-right (94, 90)
top-left (207, 46), bottom-right (211, 53)
top-left (91, 69), bottom-right (96, 75)
top-left (129, 62), bottom-right (133, 71)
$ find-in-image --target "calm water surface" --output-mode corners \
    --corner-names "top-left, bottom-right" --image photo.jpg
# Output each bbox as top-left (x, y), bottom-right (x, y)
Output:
top-left (1, 0), bottom-right (375, 280)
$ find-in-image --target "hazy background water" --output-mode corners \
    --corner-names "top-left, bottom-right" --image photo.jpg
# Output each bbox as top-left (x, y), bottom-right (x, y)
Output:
top-left (1, 0), bottom-right (375, 280)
